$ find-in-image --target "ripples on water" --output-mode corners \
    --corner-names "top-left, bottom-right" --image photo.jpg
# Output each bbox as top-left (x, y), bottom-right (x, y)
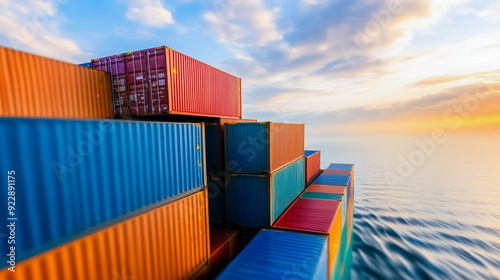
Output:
top-left (307, 135), bottom-right (500, 279)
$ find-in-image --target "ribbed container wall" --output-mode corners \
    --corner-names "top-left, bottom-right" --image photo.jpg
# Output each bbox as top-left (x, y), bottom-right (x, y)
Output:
top-left (210, 228), bottom-right (240, 277)
top-left (225, 158), bottom-right (305, 228)
top-left (226, 122), bottom-right (304, 174)
top-left (271, 157), bottom-right (305, 222)
top-left (270, 123), bottom-right (305, 173)
top-left (0, 118), bottom-right (205, 263)
top-left (273, 197), bottom-right (342, 280)
top-left (305, 150), bottom-right (321, 184)
top-left (206, 118), bottom-right (257, 176)
top-left (303, 185), bottom-right (347, 227)
top-left (217, 230), bottom-right (328, 280)
top-left (0, 190), bottom-right (210, 280)
top-left (207, 178), bottom-right (225, 223)
top-left (92, 46), bottom-right (241, 119)
top-left (0, 47), bottom-right (113, 119)
top-left (168, 48), bottom-right (241, 118)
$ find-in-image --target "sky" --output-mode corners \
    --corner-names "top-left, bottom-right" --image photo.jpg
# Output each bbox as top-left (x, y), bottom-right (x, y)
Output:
top-left (0, 0), bottom-right (499, 136)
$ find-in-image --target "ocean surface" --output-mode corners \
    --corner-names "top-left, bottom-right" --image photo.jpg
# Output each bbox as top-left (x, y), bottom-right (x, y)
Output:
top-left (307, 134), bottom-right (500, 280)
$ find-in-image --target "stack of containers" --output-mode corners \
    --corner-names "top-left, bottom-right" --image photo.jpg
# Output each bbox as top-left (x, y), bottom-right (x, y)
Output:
top-left (0, 47), bottom-right (211, 279)
top-left (224, 122), bottom-right (305, 228)
top-left (90, 45), bottom-right (251, 278)
top-left (217, 163), bottom-right (355, 280)
top-left (206, 118), bottom-right (256, 225)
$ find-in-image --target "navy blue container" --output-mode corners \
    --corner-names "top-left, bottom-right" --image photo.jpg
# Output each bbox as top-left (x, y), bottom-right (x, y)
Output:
top-left (207, 177), bottom-right (225, 223)
top-left (225, 158), bottom-right (305, 227)
top-left (217, 229), bottom-right (328, 280)
top-left (0, 118), bottom-right (205, 264)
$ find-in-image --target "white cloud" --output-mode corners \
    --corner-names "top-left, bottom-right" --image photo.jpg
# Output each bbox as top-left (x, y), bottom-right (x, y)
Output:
top-left (0, 0), bottom-right (83, 62)
top-left (203, 0), bottom-right (282, 47)
top-left (125, 0), bottom-right (174, 27)
top-left (478, 4), bottom-right (500, 19)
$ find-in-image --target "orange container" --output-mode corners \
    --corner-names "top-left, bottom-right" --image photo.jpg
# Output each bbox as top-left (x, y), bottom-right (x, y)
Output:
top-left (306, 184), bottom-right (347, 195)
top-left (0, 189), bottom-right (210, 280)
top-left (0, 46), bottom-right (113, 119)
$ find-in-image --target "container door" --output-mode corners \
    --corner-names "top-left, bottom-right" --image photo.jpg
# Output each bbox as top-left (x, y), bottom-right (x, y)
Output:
top-left (146, 47), bottom-right (168, 114)
top-left (92, 57), bottom-right (128, 117)
top-left (125, 51), bottom-right (149, 115)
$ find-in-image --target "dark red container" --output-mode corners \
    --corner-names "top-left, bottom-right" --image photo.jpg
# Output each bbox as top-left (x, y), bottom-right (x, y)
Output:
top-left (305, 150), bottom-right (321, 185)
top-left (210, 228), bottom-right (240, 277)
top-left (92, 46), bottom-right (242, 119)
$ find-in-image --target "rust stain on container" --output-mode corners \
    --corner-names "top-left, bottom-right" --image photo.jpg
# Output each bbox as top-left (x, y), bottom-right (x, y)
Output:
top-left (0, 46), bottom-right (113, 119)
top-left (0, 189), bottom-right (210, 280)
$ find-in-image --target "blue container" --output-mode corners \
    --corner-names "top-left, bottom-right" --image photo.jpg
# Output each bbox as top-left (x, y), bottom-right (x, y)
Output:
top-left (0, 118), bottom-right (205, 264)
top-left (301, 192), bottom-right (347, 226)
top-left (207, 177), bottom-right (225, 223)
top-left (304, 150), bottom-right (319, 157)
top-left (225, 158), bottom-right (305, 227)
top-left (314, 173), bottom-right (352, 208)
top-left (225, 122), bottom-right (304, 174)
top-left (78, 62), bottom-right (92, 67)
top-left (326, 163), bottom-right (354, 171)
top-left (217, 230), bottom-right (328, 280)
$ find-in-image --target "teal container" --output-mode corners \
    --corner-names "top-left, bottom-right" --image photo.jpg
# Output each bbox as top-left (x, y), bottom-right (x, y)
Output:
top-left (301, 191), bottom-right (347, 227)
top-left (225, 158), bottom-right (305, 227)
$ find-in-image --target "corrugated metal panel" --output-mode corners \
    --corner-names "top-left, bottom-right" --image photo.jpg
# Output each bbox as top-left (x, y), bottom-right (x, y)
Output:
top-left (305, 150), bottom-right (321, 184)
top-left (300, 192), bottom-right (346, 227)
top-left (217, 230), bottom-right (328, 280)
top-left (0, 47), bottom-right (113, 119)
top-left (207, 177), bottom-right (225, 224)
top-left (167, 48), bottom-right (241, 118)
top-left (307, 184), bottom-right (347, 196)
top-left (226, 122), bottom-right (304, 174)
top-left (269, 123), bottom-right (305, 174)
top-left (226, 123), bottom-right (268, 174)
top-left (0, 118), bottom-right (205, 263)
top-left (206, 118), bottom-right (257, 175)
top-left (272, 197), bottom-right (342, 279)
top-left (225, 174), bottom-right (270, 227)
top-left (225, 158), bottom-right (305, 227)
top-left (210, 228), bottom-right (240, 277)
top-left (271, 157), bottom-right (305, 222)
top-left (0, 189), bottom-right (210, 280)
top-left (92, 46), bottom-right (242, 119)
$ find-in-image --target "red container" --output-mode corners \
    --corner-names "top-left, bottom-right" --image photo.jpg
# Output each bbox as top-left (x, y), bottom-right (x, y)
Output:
top-left (210, 228), bottom-right (240, 277)
top-left (305, 151), bottom-right (321, 185)
top-left (92, 46), bottom-right (242, 119)
top-left (273, 197), bottom-right (342, 279)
